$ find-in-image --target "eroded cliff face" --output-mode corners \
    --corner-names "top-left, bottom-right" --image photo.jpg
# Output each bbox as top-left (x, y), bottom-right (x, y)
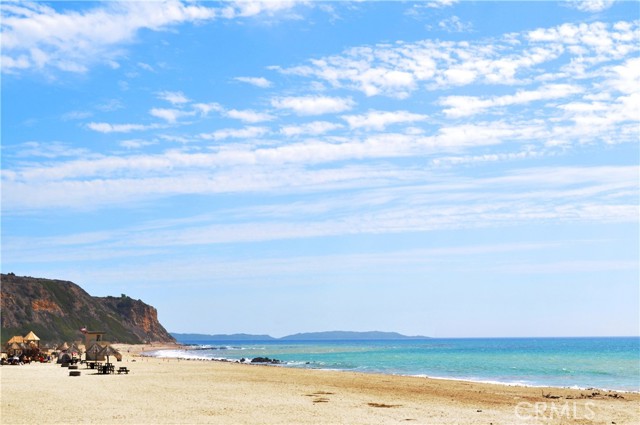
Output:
top-left (1, 274), bottom-right (175, 345)
top-left (98, 296), bottom-right (174, 342)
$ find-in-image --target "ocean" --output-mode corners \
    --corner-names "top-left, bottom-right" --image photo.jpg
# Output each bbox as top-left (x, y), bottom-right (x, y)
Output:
top-left (148, 337), bottom-right (640, 392)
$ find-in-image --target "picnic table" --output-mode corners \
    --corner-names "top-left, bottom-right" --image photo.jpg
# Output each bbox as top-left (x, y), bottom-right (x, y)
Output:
top-left (98, 363), bottom-right (115, 374)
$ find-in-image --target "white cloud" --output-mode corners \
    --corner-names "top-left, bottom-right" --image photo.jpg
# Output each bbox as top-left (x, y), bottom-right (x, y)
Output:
top-left (279, 20), bottom-right (637, 96)
top-left (566, 0), bottom-right (616, 12)
top-left (96, 99), bottom-right (124, 112)
top-left (271, 96), bottom-right (355, 115)
top-left (439, 84), bottom-right (584, 117)
top-left (438, 16), bottom-right (472, 33)
top-left (426, 0), bottom-right (459, 8)
top-left (120, 139), bottom-right (155, 149)
top-left (157, 91), bottom-right (190, 105)
top-left (149, 107), bottom-right (194, 124)
top-left (193, 102), bottom-right (224, 116)
top-left (87, 122), bottom-right (161, 133)
top-left (225, 109), bottom-right (275, 123)
top-left (62, 110), bottom-right (93, 121)
top-left (234, 76), bottom-right (273, 88)
top-left (342, 110), bottom-right (428, 131)
top-left (1, 1), bottom-right (308, 74)
top-left (137, 62), bottom-right (154, 72)
top-left (200, 126), bottom-right (269, 141)
top-left (280, 121), bottom-right (343, 137)
top-left (8, 142), bottom-right (92, 159)
top-left (1, 1), bottom-right (218, 73)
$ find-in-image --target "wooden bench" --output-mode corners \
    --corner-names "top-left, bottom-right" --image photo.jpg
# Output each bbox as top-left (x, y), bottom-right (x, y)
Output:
top-left (117, 367), bottom-right (130, 374)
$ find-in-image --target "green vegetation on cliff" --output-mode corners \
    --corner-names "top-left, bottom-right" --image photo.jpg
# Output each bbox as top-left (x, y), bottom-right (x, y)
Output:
top-left (1, 274), bottom-right (175, 345)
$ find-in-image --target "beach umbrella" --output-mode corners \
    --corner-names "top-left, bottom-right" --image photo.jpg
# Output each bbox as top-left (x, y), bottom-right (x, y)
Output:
top-left (57, 342), bottom-right (69, 351)
top-left (99, 345), bottom-right (121, 364)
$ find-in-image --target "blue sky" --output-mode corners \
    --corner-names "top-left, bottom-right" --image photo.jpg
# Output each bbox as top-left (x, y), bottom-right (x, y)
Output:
top-left (2, 1), bottom-right (638, 338)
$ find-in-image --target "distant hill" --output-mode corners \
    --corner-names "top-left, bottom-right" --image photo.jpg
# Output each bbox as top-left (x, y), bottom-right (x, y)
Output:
top-left (171, 330), bottom-right (429, 342)
top-left (281, 331), bottom-right (429, 341)
top-left (1, 274), bottom-right (175, 345)
top-left (172, 333), bottom-right (276, 342)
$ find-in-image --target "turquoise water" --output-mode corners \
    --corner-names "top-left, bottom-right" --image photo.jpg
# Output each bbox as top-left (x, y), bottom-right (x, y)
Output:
top-left (150, 337), bottom-right (640, 391)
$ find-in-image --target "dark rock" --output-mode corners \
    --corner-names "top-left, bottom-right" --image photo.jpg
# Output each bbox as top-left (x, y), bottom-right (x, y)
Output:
top-left (251, 357), bottom-right (281, 364)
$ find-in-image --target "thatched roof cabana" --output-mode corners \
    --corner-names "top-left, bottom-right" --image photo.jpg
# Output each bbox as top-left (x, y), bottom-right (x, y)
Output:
top-left (85, 343), bottom-right (105, 361)
top-left (6, 335), bottom-right (24, 345)
top-left (24, 331), bottom-right (40, 342)
top-left (68, 343), bottom-right (82, 355)
top-left (8, 342), bottom-right (22, 356)
top-left (99, 345), bottom-right (122, 362)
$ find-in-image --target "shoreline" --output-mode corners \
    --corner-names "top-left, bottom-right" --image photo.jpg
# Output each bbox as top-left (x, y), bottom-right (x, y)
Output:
top-left (134, 343), bottom-right (640, 394)
top-left (2, 345), bottom-right (638, 424)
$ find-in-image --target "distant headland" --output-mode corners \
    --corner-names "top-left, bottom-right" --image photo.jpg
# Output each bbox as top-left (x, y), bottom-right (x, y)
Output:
top-left (171, 330), bottom-right (430, 342)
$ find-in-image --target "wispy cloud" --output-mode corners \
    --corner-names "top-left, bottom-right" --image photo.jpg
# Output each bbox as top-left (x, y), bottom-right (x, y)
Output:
top-left (271, 95), bottom-right (355, 115)
top-left (565, 0), bottom-right (616, 12)
top-left (234, 76), bottom-right (273, 88)
top-left (279, 21), bottom-right (637, 96)
top-left (157, 91), bottom-right (190, 105)
top-left (224, 109), bottom-right (275, 123)
top-left (149, 108), bottom-right (194, 123)
top-left (438, 16), bottom-right (472, 33)
top-left (343, 110), bottom-right (428, 131)
top-left (439, 84), bottom-right (583, 118)
top-left (87, 122), bottom-right (164, 133)
top-left (200, 126), bottom-right (269, 141)
top-left (280, 121), bottom-right (343, 137)
top-left (1, 1), bottom-right (309, 75)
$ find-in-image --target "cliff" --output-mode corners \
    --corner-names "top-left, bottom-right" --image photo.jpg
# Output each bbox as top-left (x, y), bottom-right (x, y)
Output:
top-left (0, 274), bottom-right (175, 345)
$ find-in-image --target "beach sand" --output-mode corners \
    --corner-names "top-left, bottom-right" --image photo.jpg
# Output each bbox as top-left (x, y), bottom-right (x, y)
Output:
top-left (1, 344), bottom-right (637, 425)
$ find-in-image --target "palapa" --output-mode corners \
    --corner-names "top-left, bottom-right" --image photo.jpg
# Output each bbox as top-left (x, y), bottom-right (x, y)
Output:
top-left (99, 345), bottom-right (122, 362)
top-left (23, 331), bottom-right (40, 342)
top-left (68, 343), bottom-right (82, 355)
top-left (8, 342), bottom-right (22, 355)
top-left (6, 335), bottom-right (24, 345)
top-left (85, 343), bottom-right (105, 361)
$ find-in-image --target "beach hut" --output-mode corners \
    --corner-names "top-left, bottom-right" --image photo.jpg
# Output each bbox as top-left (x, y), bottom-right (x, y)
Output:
top-left (99, 345), bottom-right (122, 363)
top-left (7, 342), bottom-right (22, 356)
top-left (68, 343), bottom-right (82, 356)
top-left (23, 331), bottom-right (40, 348)
top-left (6, 335), bottom-right (24, 345)
top-left (85, 343), bottom-right (105, 362)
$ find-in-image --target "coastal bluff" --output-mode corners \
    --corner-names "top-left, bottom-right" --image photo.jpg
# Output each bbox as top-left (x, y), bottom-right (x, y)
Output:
top-left (0, 273), bottom-right (175, 345)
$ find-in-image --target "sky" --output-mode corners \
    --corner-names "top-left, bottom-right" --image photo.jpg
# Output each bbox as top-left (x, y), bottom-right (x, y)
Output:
top-left (1, 0), bottom-right (638, 338)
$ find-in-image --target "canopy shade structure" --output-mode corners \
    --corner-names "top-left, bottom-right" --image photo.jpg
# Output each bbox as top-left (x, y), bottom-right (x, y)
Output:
top-left (85, 343), bottom-right (105, 361)
top-left (68, 343), bottom-right (83, 355)
top-left (8, 342), bottom-right (22, 355)
top-left (99, 345), bottom-right (122, 362)
top-left (23, 331), bottom-right (40, 342)
top-left (6, 336), bottom-right (24, 345)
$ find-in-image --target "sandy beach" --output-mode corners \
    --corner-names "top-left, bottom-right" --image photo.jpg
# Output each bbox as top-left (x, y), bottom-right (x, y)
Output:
top-left (1, 344), bottom-right (637, 425)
